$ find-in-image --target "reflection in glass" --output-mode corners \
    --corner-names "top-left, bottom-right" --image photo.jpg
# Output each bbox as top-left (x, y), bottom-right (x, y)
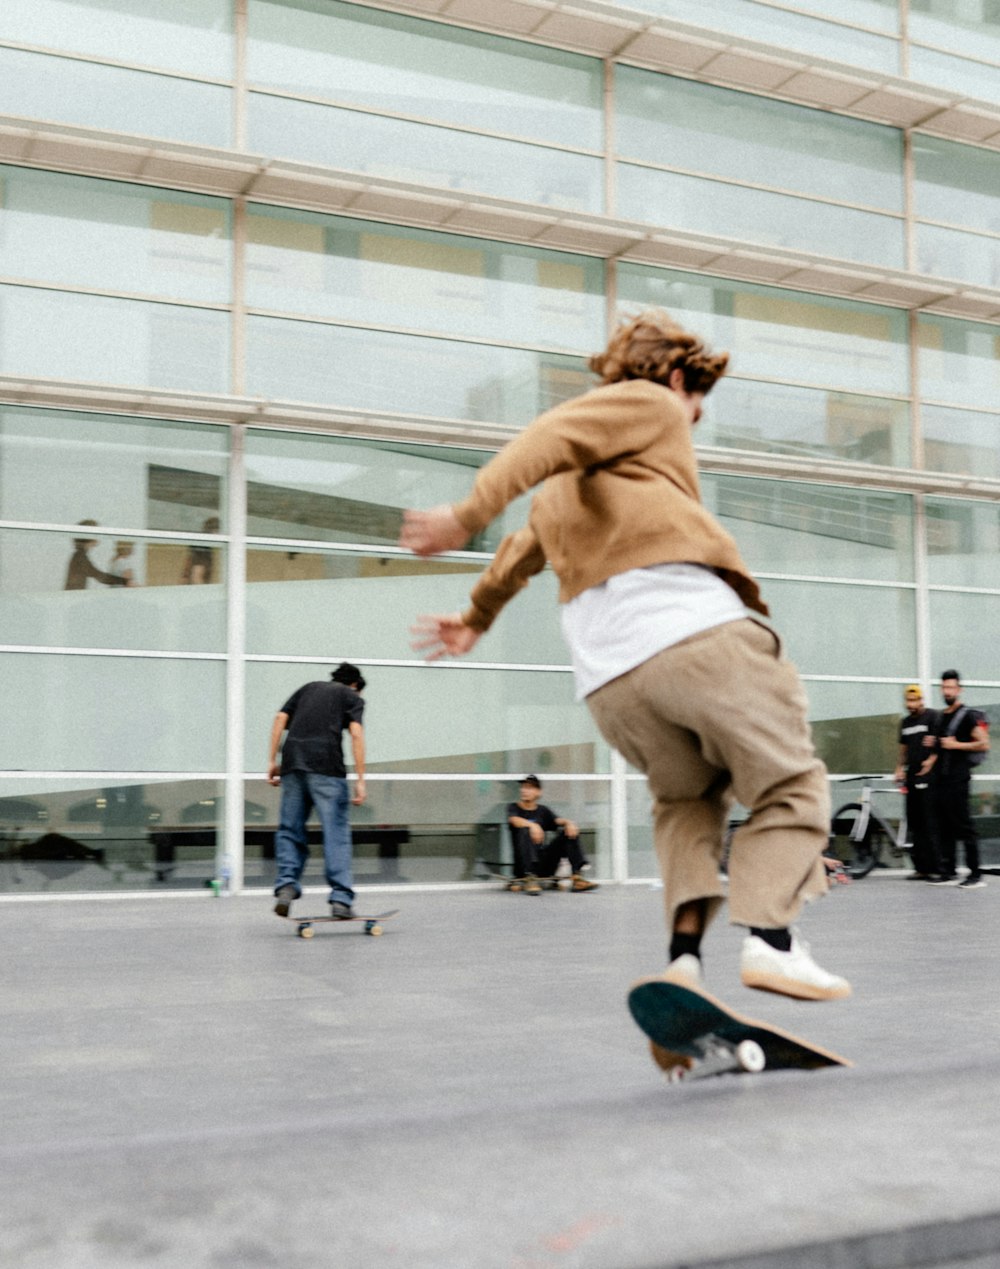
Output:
top-left (247, 94), bottom-right (603, 213)
top-left (913, 134), bottom-right (1000, 236)
top-left (702, 378), bottom-right (909, 467)
top-left (617, 265), bottom-right (909, 396)
top-left (246, 207), bottom-right (604, 352)
top-left (0, 406), bottom-right (227, 532)
top-left (926, 498), bottom-right (1000, 591)
top-left (918, 315), bottom-right (1000, 410)
top-left (916, 223), bottom-right (1000, 289)
top-left (0, 166), bottom-right (232, 304)
top-left (910, 0), bottom-right (1000, 64)
top-left (0, 45), bottom-right (232, 148)
top-left (0, 778), bottom-right (225, 894)
top-left (246, 315), bottom-right (589, 425)
top-left (929, 593), bottom-right (1000, 691)
top-left (705, 475), bottom-right (915, 582)
top-left (922, 404), bottom-right (1000, 480)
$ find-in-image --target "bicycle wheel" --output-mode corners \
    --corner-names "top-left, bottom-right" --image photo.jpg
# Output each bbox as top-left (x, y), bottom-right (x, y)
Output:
top-left (828, 803), bottom-right (889, 879)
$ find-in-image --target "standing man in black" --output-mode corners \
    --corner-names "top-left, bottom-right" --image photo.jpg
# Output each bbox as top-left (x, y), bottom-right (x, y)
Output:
top-left (894, 685), bottom-right (940, 880)
top-left (268, 662), bottom-right (367, 918)
top-left (930, 670), bottom-right (989, 889)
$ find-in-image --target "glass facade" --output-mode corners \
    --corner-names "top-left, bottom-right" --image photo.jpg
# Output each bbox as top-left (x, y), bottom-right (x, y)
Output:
top-left (2, 0), bottom-right (1000, 896)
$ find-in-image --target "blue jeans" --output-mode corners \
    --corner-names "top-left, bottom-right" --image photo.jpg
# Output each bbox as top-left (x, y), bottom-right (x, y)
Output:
top-left (274, 771), bottom-right (355, 905)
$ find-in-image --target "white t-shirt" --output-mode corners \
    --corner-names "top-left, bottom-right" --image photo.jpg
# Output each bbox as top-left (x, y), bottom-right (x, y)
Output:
top-left (560, 562), bottom-right (750, 699)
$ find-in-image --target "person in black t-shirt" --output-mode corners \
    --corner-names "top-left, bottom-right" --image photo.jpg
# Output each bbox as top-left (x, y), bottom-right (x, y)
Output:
top-left (928, 670), bottom-right (990, 888)
top-left (268, 661), bottom-right (367, 918)
top-left (893, 685), bottom-right (941, 880)
top-left (506, 775), bottom-right (597, 895)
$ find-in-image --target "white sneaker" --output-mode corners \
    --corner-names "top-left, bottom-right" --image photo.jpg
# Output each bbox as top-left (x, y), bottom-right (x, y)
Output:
top-left (740, 933), bottom-right (851, 1001)
top-left (664, 953), bottom-right (703, 987)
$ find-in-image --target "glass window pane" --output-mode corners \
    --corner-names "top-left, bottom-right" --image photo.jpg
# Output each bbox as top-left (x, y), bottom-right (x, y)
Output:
top-left (782, 0), bottom-right (898, 32)
top-left (926, 498), bottom-right (1000, 590)
top-left (246, 663), bottom-right (603, 775)
top-left (929, 592), bottom-right (1000, 687)
top-left (705, 475), bottom-right (915, 582)
top-left (0, 167), bottom-right (232, 304)
top-left (246, 207), bottom-right (604, 352)
top-left (616, 164), bottom-right (904, 269)
top-left (0, 528), bottom-right (226, 652)
top-left (703, 378), bottom-right (909, 466)
top-left (246, 316), bottom-right (589, 425)
top-left (247, 0), bottom-right (602, 149)
top-left (245, 545), bottom-right (565, 665)
top-left (922, 405), bottom-right (1000, 480)
top-left (0, 653), bottom-right (225, 771)
top-left (913, 135), bottom-right (1000, 236)
top-left (0, 45), bottom-right (231, 148)
top-left (916, 224), bottom-right (1000, 289)
top-left (616, 67), bottom-right (903, 210)
top-left (910, 0), bottom-right (1000, 63)
top-left (763, 579), bottom-right (916, 677)
top-left (806, 680), bottom-right (910, 775)
top-left (909, 43), bottom-right (1000, 97)
top-left (247, 94), bottom-right (602, 213)
top-left (0, 286), bottom-right (230, 394)
top-left (0, 406), bottom-right (227, 532)
top-left (244, 431), bottom-right (526, 555)
top-left (0, 777), bottom-right (225, 895)
top-left (243, 775), bottom-right (612, 887)
top-left (618, 265), bottom-right (910, 396)
top-left (918, 316), bottom-right (1000, 410)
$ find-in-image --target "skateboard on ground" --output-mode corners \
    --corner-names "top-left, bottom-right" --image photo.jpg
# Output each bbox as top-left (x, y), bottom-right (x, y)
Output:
top-left (289, 909), bottom-right (399, 939)
top-left (627, 973), bottom-right (851, 1083)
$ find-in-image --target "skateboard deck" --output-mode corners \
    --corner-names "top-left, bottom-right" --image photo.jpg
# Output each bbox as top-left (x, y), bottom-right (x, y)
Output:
top-left (627, 972), bottom-right (851, 1082)
top-left (483, 871), bottom-right (598, 891)
top-left (290, 909), bottom-right (399, 939)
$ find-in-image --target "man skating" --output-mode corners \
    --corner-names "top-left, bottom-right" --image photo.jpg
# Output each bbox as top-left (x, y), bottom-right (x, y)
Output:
top-left (400, 309), bottom-right (849, 1003)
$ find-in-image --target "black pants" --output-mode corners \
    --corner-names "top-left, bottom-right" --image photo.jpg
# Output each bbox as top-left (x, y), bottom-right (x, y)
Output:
top-left (933, 777), bottom-right (979, 878)
top-left (905, 779), bottom-right (940, 875)
top-left (510, 828), bottom-right (586, 878)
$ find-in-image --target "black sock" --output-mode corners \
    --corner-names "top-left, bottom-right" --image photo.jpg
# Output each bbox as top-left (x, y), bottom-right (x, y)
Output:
top-left (750, 927), bottom-right (792, 952)
top-left (669, 932), bottom-right (702, 962)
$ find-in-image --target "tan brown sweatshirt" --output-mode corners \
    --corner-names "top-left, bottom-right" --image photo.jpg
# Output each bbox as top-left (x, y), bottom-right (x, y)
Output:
top-left (452, 378), bottom-right (768, 632)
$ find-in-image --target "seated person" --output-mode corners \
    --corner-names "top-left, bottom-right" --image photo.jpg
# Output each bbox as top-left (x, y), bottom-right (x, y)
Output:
top-left (506, 774), bottom-right (597, 895)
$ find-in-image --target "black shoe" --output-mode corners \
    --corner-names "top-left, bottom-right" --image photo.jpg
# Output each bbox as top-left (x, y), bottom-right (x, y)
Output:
top-left (958, 875), bottom-right (986, 889)
top-left (926, 875), bottom-right (958, 885)
top-left (330, 900), bottom-right (354, 919)
top-left (274, 885), bottom-right (296, 917)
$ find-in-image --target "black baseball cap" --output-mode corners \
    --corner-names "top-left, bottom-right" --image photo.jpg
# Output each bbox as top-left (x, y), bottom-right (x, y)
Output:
top-left (521, 774), bottom-right (542, 788)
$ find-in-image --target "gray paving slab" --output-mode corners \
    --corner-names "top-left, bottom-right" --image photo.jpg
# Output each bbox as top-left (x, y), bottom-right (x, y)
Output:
top-left (1, 876), bottom-right (999, 1268)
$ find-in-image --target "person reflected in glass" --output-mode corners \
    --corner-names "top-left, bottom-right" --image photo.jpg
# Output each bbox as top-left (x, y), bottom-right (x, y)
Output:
top-left (506, 774), bottom-right (597, 894)
top-left (108, 540), bottom-right (137, 587)
top-left (64, 520), bottom-right (128, 591)
top-left (182, 516), bottom-right (220, 584)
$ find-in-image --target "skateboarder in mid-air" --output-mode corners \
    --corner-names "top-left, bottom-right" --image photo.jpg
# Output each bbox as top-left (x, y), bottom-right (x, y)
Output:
top-left (400, 309), bottom-right (850, 1016)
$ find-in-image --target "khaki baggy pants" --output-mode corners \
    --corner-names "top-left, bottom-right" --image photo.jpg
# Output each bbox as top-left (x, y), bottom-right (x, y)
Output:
top-left (587, 618), bottom-right (829, 933)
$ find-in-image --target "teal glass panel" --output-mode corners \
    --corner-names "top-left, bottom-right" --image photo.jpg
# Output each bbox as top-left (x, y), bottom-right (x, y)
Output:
top-left (245, 546), bottom-right (565, 665)
top-left (0, 777), bottom-right (224, 895)
top-left (804, 681), bottom-right (910, 776)
top-left (916, 224), bottom-right (1000, 289)
top-left (908, 44), bottom-right (1000, 97)
top-left (242, 774), bottom-right (612, 887)
top-left (0, 406), bottom-right (227, 532)
top-left (244, 430), bottom-right (529, 556)
top-left (0, 652), bottom-right (225, 771)
top-left (247, 94), bottom-right (602, 213)
top-left (616, 164), bottom-right (904, 269)
top-left (926, 498), bottom-right (1000, 591)
top-left (0, 0), bottom-right (233, 79)
top-left (0, 45), bottom-right (231, 148)
top-left (703, 378), bottom-right (909, 466)
top-left (922, 404), bottom-right (1000, 480)
top-left (616, 67), bottom-right (904, 210)
top-left (616, 0), bottom-right (899, 70)
top-left (929, 593), bottom-right (1000, 688)
top-left (245, 207), bottom-right (603, 352)
top-left (246, 662), bottom-right (603, 775)
top-left (247, 0), bottom-right (602, 149)
top-left (0, 285), bottom-right (229, 394)
top-left (246, 316), bottom-right (590, 425)
top-left (913, 135), bottom-right (1000, 236)
top-left (910, 0), bottom-right (1000, 64)
top-left (918, 316), bottom-right (1000, 410)
top-left (617, 265), bottom-right (910, 396)
top-left (763, 578), bottom-right (916, 677)
top-left (704, 475), bottom-right (915, 583)
top-left (0, 528), bottom-right (226, 652)
top-left (0, 167), bottom-right (231, 304)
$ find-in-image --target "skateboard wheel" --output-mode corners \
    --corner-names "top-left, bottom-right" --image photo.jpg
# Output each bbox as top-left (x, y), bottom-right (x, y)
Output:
top-left (666, 1066), bottom-right (687, 1084)
top-left (736, 1039), bottom-right (766, 1073)
top-left (366, 922), bottom-right (383, 936)
top-left (297, 923), bottom-right (313, 939)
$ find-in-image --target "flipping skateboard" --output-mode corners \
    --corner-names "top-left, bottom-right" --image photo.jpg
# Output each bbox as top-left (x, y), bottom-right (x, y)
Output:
top-left (627, 973), bottom-right (851, 1083)
top-left (290, 909), bottom-right (399, 939)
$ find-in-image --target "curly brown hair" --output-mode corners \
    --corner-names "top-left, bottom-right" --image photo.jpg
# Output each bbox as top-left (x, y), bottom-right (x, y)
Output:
top-left (588, 309), bottom-right (729, 394)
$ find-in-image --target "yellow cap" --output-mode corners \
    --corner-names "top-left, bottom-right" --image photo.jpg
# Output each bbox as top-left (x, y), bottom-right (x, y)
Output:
top-left (904, 684), bottom-right (923, 697)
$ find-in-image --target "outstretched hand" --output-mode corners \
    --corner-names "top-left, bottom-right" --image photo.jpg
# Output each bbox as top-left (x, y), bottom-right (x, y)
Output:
top-left (411, 612), bottom-right (481, 661)
top-left (399, 505), bottom-right (469, 557)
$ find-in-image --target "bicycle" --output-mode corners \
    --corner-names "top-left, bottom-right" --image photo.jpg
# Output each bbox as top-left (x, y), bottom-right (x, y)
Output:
top-left (828, 776), bottom-right (909, 879)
